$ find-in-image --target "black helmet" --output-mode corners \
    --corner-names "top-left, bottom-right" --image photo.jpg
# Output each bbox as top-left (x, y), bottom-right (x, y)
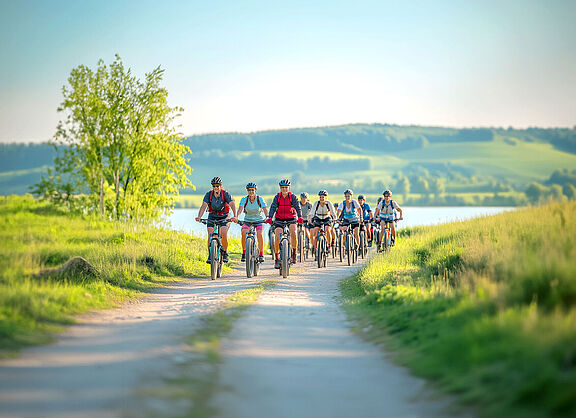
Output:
top-left (211, 176), bottom-right (222, 185)
top-left (318, 190), bottom-right (328, 196)
top-left (279, 179), bottom-right (291, 186)
top-left (358, 194), bottom-right (365, 200)
top-left (300, 192), bottom-right (309, 198)
top-left (246, 182), bottom-right (257, 190)
top-left (383, 190), bottom-right (392, 196)
top-left (344, 188), bottom-right (353, 195)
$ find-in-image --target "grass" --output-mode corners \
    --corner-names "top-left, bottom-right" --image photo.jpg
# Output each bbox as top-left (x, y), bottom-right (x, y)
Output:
top-left (341, 202), bottom-right (576, 418)
top-left (131, 280), bottom-right (276, 418)
top-left (0, 195), bottom-right (241, 356)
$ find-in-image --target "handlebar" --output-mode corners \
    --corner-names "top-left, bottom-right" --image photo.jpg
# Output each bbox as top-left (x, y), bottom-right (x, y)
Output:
top-left (198, 218), bottom-right (230, 226)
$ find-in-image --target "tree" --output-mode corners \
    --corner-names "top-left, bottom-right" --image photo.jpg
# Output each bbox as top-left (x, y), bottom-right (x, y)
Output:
top-left (525, 182), bottom-right (548, 203)
top-left (36, 55), bottom-right (193, 220)
top-left (395, 175), bottom-right (411, 198)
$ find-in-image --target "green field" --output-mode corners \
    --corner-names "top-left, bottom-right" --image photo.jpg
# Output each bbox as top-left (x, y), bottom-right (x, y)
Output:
top-left (342, 202), bottom-right (576, 417)
top-left (0, 195), bottom-right (240, 355)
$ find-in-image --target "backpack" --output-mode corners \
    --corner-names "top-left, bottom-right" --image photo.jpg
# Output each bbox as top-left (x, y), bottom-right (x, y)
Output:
top-left (208, 189), bottom-right (229, 215)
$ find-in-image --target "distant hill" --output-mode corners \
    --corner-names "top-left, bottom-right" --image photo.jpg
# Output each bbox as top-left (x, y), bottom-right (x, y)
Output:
top-left (1, 124), bottom-right (575, 206)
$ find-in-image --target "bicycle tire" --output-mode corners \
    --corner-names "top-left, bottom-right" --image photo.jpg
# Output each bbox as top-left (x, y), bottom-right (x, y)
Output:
top-left (346, 235), bottom-right (352, 266)
top-left (359, 231), bottom-right (366, 259)
top-left (269, 227), bottom-right (275, 260)
top-left (245, 236), bottom-right (254, 278)
top-left (323, 239), bottom-right (327, 268)
top-left (317, 236), bottom-right (324, 268)
top-left (339, 234), bottom-right (344, 262)
top-left (298, 229), bottom-right (304, 262)
top-left (281, 239), bottom-right (289, 278)
top-left (210, 240), bottom-right (218, 280)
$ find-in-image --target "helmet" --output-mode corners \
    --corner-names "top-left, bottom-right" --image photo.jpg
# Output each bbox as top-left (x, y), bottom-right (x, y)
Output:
top-left (358, 194), bottom-right (365, 200)
top-left (300, 192), bottom-right (309, 198)
top-left (383, 190), bottom-right (392, 197)
top-left (318, 190), bottom-right (328, 196)
top-left (246, 182), bottom-right (257, 190)
top-left (279, 179), bottom-right (291, 187)
top-left (344, 188), bottom-right (353, 195)
top-left (211, 176), bottom-right (222, 185)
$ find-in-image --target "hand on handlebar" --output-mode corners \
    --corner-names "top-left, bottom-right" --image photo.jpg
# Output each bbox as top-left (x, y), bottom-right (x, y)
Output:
top-left (231, 217), bottom-right (238, 223)
top-left (266, 218), bottom-right (273, 225)
top-left (298, 217), bottom-right (304, 224)
top-left (195, 217), bottom-right (201, 222)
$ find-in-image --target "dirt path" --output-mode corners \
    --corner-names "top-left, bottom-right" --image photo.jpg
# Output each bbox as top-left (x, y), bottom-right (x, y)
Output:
top-left (0, 256), bottom-right (467, 418)
top-left (213, 258), bottom-right (467, 418)
top-left (0, 273), bottom-right (264, 418)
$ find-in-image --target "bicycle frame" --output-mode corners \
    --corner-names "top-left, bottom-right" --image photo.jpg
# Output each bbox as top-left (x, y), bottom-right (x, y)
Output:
top-left (200, 218), bottom-right (228, 280)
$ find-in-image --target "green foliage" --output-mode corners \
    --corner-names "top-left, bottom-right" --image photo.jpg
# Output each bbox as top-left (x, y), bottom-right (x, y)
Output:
top-left (33, 55), bottom-right (193, 220)
top-left (0, 196), bottom-right (226, 355)
top-left (342, 202), bottom-right (576, 417)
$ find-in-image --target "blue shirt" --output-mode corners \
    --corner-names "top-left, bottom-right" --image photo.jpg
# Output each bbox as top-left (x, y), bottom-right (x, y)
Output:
top-left (341, 200), bottom-right (360, 221)
top-left (360, 203), bottom-right (372, 221)
top-left (239, 195), bottom-right (267, 222)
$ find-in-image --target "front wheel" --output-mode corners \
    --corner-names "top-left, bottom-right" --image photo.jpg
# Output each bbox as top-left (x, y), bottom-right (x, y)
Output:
top-left (210, 240), bottom-right (219, 280)
top-left (298, 229), bottom-right (305, 262)
top-left (269, 227), bottom-right (275, 260)
top-left (359, 230), bottom-right (366, 259)
top-left (281, 239), bottom-right (289, 278)
top-left (245, 236), bottom-right (254, 278)
top-left (346, 235), bottom-right (352, 266)
top-left (317, 236), bottom-right (324, 268)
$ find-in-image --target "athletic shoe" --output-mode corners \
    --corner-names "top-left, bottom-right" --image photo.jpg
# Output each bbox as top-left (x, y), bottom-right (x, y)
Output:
top-left (274, 259), bottom-right (281, 269)
top-left (292, 252), bottom-right (297, 264)
top-left (258, 254), bottom-right (265, 263)
top-left (222, 251), bottom-right (229, 263)
top-left (241, 253), bottom-right (246, 262)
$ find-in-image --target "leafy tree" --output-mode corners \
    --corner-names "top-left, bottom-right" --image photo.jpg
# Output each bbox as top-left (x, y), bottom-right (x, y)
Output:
top-left (395, 175), bottom-right (411, 198)
top-left (36, 55), bottom-right (193, 220)
top-left (525, 183), bottom-right (549, 203)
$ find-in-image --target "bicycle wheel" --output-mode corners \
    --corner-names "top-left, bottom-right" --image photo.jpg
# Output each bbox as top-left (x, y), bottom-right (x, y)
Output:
top-left (322, 238), bottom-right (327, 268)
top-left (346, 235), bottom-right (352, 266)
top-left (353, 237), bottom-right (358, 264)
top-left (210, 240), bottom-right (218, 280)
top-left (317, 236), bottom-right (324, 268)
top-left (298, 229), bottom-right (304, 262)
top-left (281, 239), bottom-right (289, 278)
top-left (253, 240), bottom-right (260, 277)
top-left (359, 230), bottom-right (366, 259)
top-left (245, 236), bottom-right (254, 278)
top-left (339, 234), bottom-right (344, 262)
top-left (269, 227), bottom-right (275, 260)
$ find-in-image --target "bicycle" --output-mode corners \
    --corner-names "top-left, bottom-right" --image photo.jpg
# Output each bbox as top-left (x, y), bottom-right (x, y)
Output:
top-left (378, 218), bottom-right (401, 253)
top-left (275, 220), bottom-right (295, 278)
top-left (341, 221), bottom-right (358, 266)
top-left (372, 220), bottom-right (381, 249)
top-left (334, 220), bottom-right (344, 263)
top-left (315, 221), bottom-right (331, 268)
top-left (239, 221), bottom-right (263, 278)
top-left (199, 218), bottom-right (228, 280)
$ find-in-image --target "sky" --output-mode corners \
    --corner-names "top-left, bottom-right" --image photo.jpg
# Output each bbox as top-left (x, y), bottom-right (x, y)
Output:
top-left (1, 0), bottom-right (575, 143)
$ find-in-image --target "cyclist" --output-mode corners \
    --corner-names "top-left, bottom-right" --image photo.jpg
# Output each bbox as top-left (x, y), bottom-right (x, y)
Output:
top-left (309, 190), bottom-right (337, 261)
top-left (237, 182), bottom-right (268, 263)
top-left (195, 177), bottom-right (237, 263)
top-left (373, 189), bottom-right (403, 246)
top-left (336, 189), bottom-right (363, 252)
top-left (266, 179), bottom-right (304, 268)
top-left (299, 192), bottom-right (313, 250)
top-left (357, 194), bottom-right (374, 246)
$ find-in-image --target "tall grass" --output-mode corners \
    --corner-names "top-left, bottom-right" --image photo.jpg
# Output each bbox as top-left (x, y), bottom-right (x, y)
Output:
top-left (342, 202), bottom-right (576, 417)
top-left (0, 195), bottom-right (239, 355)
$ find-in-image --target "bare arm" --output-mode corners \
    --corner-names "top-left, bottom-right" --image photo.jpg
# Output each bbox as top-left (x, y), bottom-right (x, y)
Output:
top-left (196, 202), bottom-right (208, 221)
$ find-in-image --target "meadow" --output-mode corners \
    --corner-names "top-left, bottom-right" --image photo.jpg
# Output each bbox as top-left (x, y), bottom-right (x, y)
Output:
top-left (0, 195), bottom-right (240, 355)
top-left (342, 201), bottom-right (576, 417)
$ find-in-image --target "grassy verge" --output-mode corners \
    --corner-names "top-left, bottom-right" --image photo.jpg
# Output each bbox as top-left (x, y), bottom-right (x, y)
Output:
top-left (132, 281), bottom-right (276, 418)
top-left (342, 202), bottom-right (576, 418)
top-left (0, 195), bottom-right (241, 356)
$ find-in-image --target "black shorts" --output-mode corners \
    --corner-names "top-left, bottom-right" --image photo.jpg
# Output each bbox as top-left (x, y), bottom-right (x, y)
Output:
top-left (207, 214), bottom-right (230, 228)
top-left (273, 218), bottom-right (297, 230)
top-left (340, 219), bottom-right (360, 229)
top-left (312, 217), bottom-right (332, 228)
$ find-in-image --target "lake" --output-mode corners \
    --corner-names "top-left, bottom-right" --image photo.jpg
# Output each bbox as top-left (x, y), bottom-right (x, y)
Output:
top-left (168, 207), bottom-right (515, 238)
